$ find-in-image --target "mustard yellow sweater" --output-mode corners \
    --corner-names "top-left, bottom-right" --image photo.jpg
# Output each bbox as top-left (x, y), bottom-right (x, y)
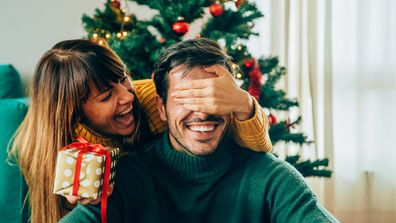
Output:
top-left (76, 79), bottom-right (272, 152)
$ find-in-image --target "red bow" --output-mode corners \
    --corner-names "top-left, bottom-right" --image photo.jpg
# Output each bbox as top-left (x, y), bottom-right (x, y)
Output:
top-left (61, 136), bottom-right (112, 223)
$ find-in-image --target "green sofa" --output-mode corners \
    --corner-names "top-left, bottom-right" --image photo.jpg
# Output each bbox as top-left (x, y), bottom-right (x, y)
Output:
top-left (0, 64), bottom-right (29, 223)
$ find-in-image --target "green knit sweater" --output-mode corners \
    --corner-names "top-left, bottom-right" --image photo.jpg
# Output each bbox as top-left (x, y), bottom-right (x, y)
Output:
top-left (60, 133), bottom-right (338, 223)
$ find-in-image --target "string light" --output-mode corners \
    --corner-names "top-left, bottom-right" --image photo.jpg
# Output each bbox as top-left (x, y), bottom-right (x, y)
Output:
top-left (116, 32), bottom-right (122, 38)
top-left (122, 31), bottom-right (128, 36)
top-left (98, 40), bottom-right (104, 45)
top-left (124, 16), bottom-right (130, 22)
top-left (232, 63), bottom-right (238, 69)
top-left (93, 33), bottom-right (98, 38)
top-left (105, 33), bottom-right (111, 38)
top-left (237, 45), bottom-right (243, 50)
top-left (236, 73), bottom-right (242, 79)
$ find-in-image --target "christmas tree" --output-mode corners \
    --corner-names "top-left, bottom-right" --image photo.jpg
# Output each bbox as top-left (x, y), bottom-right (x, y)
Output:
top-left (82, 0), bottom-right (331, 177)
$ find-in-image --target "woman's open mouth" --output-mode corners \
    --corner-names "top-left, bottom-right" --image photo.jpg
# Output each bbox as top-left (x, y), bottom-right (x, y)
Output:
top-left (114, 106), bottom-right (134, 126)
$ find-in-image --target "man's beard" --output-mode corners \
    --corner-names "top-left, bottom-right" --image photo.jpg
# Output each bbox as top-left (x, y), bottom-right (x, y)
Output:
top-left (165, 110), bottom-right (229, 156)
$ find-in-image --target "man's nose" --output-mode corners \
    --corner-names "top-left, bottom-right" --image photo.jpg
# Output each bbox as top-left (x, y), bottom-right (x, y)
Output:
top-left (192, 111), bottom-right (210, 119)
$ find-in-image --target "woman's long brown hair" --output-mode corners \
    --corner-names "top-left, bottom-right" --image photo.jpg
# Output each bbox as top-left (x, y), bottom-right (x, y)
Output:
top-left (9, 39), bottom-right (144, 223)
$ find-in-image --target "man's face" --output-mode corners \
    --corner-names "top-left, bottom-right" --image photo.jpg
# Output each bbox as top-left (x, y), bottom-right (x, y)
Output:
top-left (157, 65), bottom-right (231, 156)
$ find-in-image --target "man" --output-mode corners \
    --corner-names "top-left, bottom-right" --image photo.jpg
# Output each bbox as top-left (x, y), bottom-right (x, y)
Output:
top-left (61, 38), bottom-right (338, 223)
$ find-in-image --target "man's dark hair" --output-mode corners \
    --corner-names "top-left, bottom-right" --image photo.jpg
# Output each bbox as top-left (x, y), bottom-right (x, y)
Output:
top-left (153, 38), bottom-right (235, 102)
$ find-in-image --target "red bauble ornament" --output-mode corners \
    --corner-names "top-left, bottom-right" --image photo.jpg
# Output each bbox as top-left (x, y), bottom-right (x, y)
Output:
top-left (268, 114), bottom-right (277, 125)
top-left (247, 62), bottom-right (262, 100)
top-left (248, 84), bottom-right (260, 100)
top-left (172, 21), bottom-right (189, 36)
top-left (244, 58), bottom-right (256, 69)
top-left (235, 0), bottom-right (246, 8)
top-left (210, 3), bottom-right (224, 17)
top-left (110, 0), bottom-right (121, 9)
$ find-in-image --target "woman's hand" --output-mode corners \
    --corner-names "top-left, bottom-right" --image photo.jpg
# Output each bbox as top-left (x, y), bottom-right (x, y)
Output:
top-left (63, 185), bottom-right (114, 205)
top-left (171, 64), bottom-right (254, 120)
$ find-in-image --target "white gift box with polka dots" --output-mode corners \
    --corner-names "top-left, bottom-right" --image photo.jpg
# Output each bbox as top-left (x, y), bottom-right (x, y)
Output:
top-left (53, 147), bottom-right (119, 199)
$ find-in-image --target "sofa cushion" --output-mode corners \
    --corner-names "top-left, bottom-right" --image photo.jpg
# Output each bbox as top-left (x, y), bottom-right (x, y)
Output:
top-left (0, 98), bottom-right (29, 223)
top-left (0, 64), bottom-right (24, 99)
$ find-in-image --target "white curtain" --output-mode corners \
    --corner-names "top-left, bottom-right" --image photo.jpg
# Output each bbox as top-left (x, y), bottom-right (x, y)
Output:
top-left (331, 0), bottom-right (396, 221)
top-left (250, 0), bottom-right (396, 222)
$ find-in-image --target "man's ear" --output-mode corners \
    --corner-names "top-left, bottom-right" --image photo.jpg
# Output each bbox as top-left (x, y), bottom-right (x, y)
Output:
top-left (156, 95), bottom-right (167, 121)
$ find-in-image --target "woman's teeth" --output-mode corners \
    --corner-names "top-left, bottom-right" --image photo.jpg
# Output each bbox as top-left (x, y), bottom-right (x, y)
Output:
top-left (118, 106), bottom-right (132, 116)
top-left (188, 125), bottom-right (215, 132)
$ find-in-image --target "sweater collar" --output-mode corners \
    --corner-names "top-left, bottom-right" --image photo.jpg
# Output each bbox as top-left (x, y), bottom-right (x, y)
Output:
top-left (154, 131), bottom-right (234, 181)
top-left (74, 123), bottom-right (118, 147)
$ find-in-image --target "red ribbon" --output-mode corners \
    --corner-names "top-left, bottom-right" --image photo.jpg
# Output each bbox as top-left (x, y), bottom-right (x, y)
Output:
top-left (61, 136), bottom-right (112, 223)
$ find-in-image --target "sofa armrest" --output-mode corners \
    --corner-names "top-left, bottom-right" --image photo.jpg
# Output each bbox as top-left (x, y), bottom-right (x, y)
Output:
top-left (0, 98), bottom-right (29, 223)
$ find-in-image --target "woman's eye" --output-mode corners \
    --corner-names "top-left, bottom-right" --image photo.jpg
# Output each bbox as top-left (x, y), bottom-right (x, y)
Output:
top-left (100, 91), bottom-right (112, 102)
top-left (121, 77), bottom-right (134, 93)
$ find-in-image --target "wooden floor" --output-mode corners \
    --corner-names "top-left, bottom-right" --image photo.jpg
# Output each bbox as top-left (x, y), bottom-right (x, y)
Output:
top-left (306, 178), bottom-right (396, 223)
top-left (331, 210), bottom-right (396, 223)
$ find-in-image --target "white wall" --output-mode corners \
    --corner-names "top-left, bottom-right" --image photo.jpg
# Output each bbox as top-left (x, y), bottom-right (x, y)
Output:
top-left (0, 0), bottom-right (98, 89)
top-left (0, 0), bottom-right (157, 90)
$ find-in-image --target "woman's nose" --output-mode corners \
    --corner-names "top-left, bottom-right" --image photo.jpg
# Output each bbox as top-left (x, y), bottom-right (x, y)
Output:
top-left (118, 84), bottom-right (134, 104)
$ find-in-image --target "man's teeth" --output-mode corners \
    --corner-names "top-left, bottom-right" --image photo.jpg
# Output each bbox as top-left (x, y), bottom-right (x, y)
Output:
top-left (119, 106), bottom-right (132, 115)
top-left (189, 125), bottom-right (215, 132)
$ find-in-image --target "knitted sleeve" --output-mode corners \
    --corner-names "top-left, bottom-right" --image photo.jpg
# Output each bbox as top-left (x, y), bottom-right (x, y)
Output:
top-left (264, 155), bottom-right (339, 223)
top-left (133, 79), bottom-right (272, 152)
top-left (230, 97), bottom-right (272, 152)
top-left (59, 204), bottom-right (100, 223)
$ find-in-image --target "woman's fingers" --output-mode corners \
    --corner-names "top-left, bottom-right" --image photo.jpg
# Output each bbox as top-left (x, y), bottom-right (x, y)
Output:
top-left (64, 195), bottom-right (81, 204)
top-left (172, 88), bottom-right (212, 98)
top-left (79, 198), bottom-right (92, 205)
top-left (63, 185), bottom-right (114, 206)
top-left (202, 64), bottom-right (230, 77)
top-left (174, 97), bottom-right (208, 104)
top-left (181, 104), bottom-right (206, 113)
top-left (174, 79), bottom-right (209, 90)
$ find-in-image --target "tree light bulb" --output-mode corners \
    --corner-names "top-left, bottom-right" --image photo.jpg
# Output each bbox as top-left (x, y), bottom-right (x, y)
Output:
top-left (236, 73), bottom-right (242, 79)
top-left (105, 33), bottom-right (111, 38)
top-left (124, 16), bottom-right (130, 22)
top-left (93, 33), bottom-right (98, 38)
top-left (122, 31), bottom-right (128, 36)
top-left (98, 40), bottom-right (104, 45)
top-left (117, 32), bottom-right (122, 38)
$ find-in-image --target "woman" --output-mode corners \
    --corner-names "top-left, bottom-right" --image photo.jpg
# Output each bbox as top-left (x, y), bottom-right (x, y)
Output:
top-left (10, 39), bottom-right (271, 223)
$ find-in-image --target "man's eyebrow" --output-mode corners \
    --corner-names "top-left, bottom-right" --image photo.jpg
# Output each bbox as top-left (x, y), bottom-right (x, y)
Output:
top-left (180, 67), bottom-right (195, 79)
top-left (181, 70), bottom-right (189, 79)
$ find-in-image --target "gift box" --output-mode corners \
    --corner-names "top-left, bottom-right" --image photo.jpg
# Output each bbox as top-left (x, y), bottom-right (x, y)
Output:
top-left (53, 137), bottom-right (119, 199)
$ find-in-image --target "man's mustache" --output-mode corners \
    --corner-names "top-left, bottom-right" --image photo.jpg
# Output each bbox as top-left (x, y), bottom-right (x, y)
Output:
top-left (184, 115), bottom-right (224, 125)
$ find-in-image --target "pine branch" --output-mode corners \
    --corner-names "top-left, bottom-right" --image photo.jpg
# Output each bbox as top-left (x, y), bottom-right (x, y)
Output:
top-left (258, 57), bottom-right (279, 74)
top-left (202, 2), bottom-right (263, 45)
top-left (285, 155), bottom-right (332, 178)
top-left (82, 3), bottom-right (140, 37)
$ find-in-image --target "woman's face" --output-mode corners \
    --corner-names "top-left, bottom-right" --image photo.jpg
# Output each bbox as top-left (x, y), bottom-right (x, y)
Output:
top-left (82, 76), bottom-right (136, 137)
